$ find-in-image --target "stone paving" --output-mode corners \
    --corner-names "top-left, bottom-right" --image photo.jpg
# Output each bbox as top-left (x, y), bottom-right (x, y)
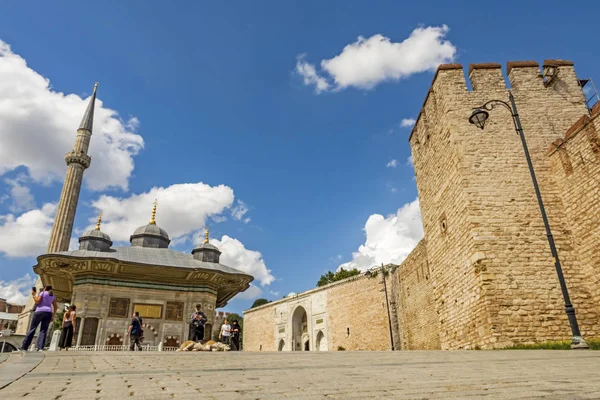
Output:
top-left (0, 350), bottom-right (599, 399)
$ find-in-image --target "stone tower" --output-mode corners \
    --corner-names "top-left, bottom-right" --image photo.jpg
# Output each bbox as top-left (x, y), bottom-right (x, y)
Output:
top-left (47, 82), bottom-right (98, 252)
top-left (17, 84), bottom-right (98, 335)
top-left (409, 61), bottom-right (598, 349)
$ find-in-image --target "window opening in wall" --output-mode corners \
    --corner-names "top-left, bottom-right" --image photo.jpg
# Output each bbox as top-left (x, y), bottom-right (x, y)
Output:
top-left (108, 298), bottom-right (130, 318)
top-left (165, 302), bottom-right (184, 321)
top-left (579, 78), bottom-right (600, 112)
top-left (439, 212), bottom-right (448, 236)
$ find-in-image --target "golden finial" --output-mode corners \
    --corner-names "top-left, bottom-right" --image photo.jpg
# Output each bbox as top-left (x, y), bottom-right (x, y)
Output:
top-left (95, 213), bottom-right (102, 230)
top-left (93, 82), bottom-right (98, 92)
top-left (149, 199), bottom-right (157, 224)
top-left (205, 227), bottom-right (209, 243)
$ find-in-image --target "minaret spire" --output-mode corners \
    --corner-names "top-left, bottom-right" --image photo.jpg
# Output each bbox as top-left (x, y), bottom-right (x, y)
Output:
top-left (78, 82), bottom-right (98, 132)
top-left (46, 82), bottom-right (97, 253)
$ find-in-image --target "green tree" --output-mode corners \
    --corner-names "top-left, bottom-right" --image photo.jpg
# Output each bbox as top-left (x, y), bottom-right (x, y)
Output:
top-left (251, 298), bottom-right (270, 308)
top-left (226, 312), bottom-right (244, 349)
top-left (317, 268), bottom-right (360, 287)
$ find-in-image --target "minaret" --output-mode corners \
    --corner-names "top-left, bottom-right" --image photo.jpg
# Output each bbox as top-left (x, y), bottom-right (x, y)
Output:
top-left (17, 84), bottom-right (99, 335)
top-left (46, 83), bottom-right (98, 253)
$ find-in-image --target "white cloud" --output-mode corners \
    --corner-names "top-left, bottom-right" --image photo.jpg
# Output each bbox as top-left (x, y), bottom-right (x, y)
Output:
top-left (0, 203), bottom-right (55, 257)
top-left (234, 284), bottom-right (262, 300)
top-left (295, 54), bottom-right (330, 94)
top-left (386, 159), bottom-right (398, 168)
top-left (407, 155), bottom-right (414, 167)
top-left (297, 25), bottom-right (456, 92)
top-left (400, 118), bottom-right (416, 128)
top-left (338, 198), bottom-right (423, 271)
top-left (0, 274), bottom-right (36, 305)
top-left (231, 200), bottom-right (249, 222)
top-left (90, 182), bottom-right (235, 242)
top-left (390, 187), bottom-right (398, 193)
top-left (205, 235), bottom-right (274, 287)
top-left (4, 176), bottom-right (36, 212)
top-left (0, 39), bottom-right (144, 191)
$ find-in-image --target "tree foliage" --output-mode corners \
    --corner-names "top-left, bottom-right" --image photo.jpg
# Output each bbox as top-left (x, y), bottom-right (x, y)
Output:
top-left (251, 298), bottom-right (270, 308)
top-left (317, 268), bottom-right (360, 287)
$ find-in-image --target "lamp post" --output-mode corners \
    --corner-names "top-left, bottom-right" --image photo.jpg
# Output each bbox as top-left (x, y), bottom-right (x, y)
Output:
top-left (379, 264), bottom-right (395, 351)
top-left (468, 92), bottom-right (588, 350)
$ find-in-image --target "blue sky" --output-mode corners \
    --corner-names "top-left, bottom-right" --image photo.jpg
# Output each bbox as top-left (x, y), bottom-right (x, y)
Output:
top-left (1, 1), bottom-right (599, 313)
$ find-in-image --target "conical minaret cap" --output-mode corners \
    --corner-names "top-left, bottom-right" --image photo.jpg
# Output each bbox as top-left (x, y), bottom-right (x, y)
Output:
top-left (78, 82), bottom-right (98, 132)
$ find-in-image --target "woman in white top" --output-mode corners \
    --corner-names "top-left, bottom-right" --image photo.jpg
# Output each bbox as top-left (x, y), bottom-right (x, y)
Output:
top-left (58, 305), bottom-right (77, 350)
top-left (219, 318), bottom-right (231, 345)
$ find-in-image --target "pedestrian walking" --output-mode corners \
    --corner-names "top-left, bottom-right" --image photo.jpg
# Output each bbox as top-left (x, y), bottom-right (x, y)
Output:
top-left (20, 285), bottom-right (57, 351)
top-left (219, 318), bottom-right (231, 345)
top-left (126, 311), bottom-right (143, 351)
top-left (58, 305), bottom-right (76, 350)
top-left (230, 320), bottom-right (241, 351)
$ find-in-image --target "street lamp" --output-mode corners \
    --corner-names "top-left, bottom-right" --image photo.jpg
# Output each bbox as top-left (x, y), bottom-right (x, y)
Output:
top-left (468, 92), bottom-right (589, 350)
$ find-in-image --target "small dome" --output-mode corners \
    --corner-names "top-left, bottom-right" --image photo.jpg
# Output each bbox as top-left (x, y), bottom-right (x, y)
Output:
top-left (79, 228), bottom-right (113, 252)
top-left (130, 223), bottom-right (170, 248)
top-left (191, 228), bottom-right (221, 263)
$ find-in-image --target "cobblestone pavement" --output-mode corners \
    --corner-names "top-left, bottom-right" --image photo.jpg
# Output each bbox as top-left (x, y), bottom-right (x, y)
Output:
top-left (1, 350), bottom-right (600, 399)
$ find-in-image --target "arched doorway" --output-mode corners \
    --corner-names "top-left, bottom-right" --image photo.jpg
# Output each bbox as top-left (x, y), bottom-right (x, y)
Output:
top-left (315, 330), bottom-right (327, 351)
top-left (141, 323), bottom-right (158, 345)
top-left (278, 339), bottom-right (285, 351)
top-left (292, 306), bottom-right (308, 351)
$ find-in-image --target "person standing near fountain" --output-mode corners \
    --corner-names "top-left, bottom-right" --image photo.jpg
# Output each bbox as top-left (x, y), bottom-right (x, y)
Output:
top-left (20, 285), bottom-right (57, 351)
top-left (58, 305), bottom-right (77, 350)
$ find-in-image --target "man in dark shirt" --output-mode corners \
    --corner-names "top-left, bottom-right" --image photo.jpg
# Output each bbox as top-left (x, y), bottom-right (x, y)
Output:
top-left (190, 313), bottom-right (204, 342)
top-left (127, 311), bottom-right (143, 351)
top-left (189, 304), bottom-right (207, 341)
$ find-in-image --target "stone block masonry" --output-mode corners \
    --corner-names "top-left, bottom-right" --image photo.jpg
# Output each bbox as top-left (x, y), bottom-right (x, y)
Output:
top-left (244, 59), bottom-right (600, 351)
top-left (410, 60), bottom-right (599, 349)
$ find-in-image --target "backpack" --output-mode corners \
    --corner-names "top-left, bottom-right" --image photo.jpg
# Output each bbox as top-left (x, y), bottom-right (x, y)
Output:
top-left (135, 317), bottom-right (144, 337)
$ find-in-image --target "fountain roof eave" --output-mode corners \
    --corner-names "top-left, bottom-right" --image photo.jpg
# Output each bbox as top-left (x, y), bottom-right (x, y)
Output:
top-left (34, 247), bottom-right (254, 303)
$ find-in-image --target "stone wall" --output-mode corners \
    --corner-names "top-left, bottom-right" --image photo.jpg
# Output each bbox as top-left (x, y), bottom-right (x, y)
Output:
top-left (409, 60), bottom-right (599, 349)
top-left (243, 273), bottom-right (391, 352)
top-left (393, 240), bottom-right (440, 349)
top-left (326, 274), bottom-right (389, 351)
top-left (549, 103), bottom-right (600, 326)
top-left (243, 304), bottom-right (276, 351)
top-left (243, 60), bottom-right (600, 351)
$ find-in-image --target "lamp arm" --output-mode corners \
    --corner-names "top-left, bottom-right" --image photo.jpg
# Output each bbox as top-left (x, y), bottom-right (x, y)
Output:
top-left (478, 99), bottom-right (512, 113)
top-left (476, 97), bottom-right (520, 133)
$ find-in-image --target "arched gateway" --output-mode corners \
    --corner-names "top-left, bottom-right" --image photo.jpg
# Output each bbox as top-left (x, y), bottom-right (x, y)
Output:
top-left (292, 306), bottom-right (308, 351)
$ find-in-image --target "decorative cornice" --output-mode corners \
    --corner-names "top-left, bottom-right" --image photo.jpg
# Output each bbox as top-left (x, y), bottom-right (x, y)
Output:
top-left (73, 277), bottom-right (217, 294)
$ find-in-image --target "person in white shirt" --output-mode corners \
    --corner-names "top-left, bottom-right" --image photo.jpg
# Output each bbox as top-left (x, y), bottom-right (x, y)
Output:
top-left (219, 318), bottom-right (231, 345)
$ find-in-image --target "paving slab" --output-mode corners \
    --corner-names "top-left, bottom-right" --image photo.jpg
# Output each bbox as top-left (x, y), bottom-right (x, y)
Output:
top-left (0, 351), bottom-right (44, 390)
top-left (0, 350), bottom-right (599, 399)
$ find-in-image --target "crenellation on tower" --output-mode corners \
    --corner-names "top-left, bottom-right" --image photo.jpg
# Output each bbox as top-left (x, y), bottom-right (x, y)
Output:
top-left (468, 63), bottom-right (505, 91)
top-left (507, 60), bottom-right (543, 90)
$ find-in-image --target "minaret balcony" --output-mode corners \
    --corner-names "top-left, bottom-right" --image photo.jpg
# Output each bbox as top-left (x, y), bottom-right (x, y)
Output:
top-left (65, 151), bottom-right (91, 168)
